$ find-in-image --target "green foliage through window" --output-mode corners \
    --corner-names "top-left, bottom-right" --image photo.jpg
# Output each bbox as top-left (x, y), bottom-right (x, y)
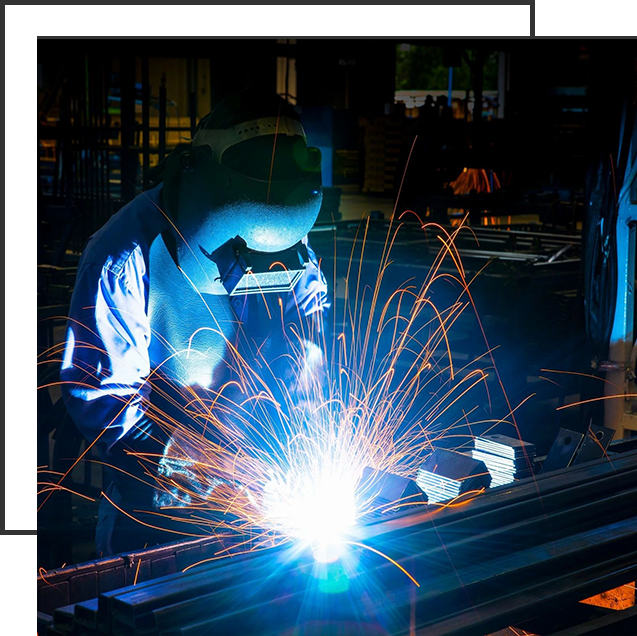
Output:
top-left (395, 45), bottom-right (498, 92)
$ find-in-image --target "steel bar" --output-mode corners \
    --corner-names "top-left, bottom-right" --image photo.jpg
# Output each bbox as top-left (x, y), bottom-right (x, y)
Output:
top-left (402, 547), bottom-right (637, 636)
top-left (141, 57), bottom-right (150, 188)
top-left (188, 57), bottom-right (197, 139)
top-left (547, 603), bottom-right (637, 636)
top-left (51, 603), bottom-right (77, 633)
top-left (120, 55), bottom-right (136, 203)
top-left (362, 455), bottom-right (637, 564)
top-left (107, 468), bottom-right (635, 630)
top-left (97, 544), bottom-right (279, 633)
top-left (410, 516), bottom-right (637, 615)
top-left (113, 556), bottom-right (312, 630)
top-left (73, 598), bottom-right (98, 630)
top-left (158, 74), bottom-right (166, 161)
top-left (152, 518), bottom-right (637, 636)
top-left (37, 611), bottom-right (54, 632)
top-left (107, 476), bottom-right (637, 629)
top-left (374, 484), bottom-right (637, 581)
top-left (375, 474), bottom-right (637, 551)
top-left (365, 449), bottom-right (637, 540)
top-left (312, 222), bottom-right (581, 248)
top-left (45, 449), bottom-right (637, 635)
top-left (163, 527), bottom-right (636, 633)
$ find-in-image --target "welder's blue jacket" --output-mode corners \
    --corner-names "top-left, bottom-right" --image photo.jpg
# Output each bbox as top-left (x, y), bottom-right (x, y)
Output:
top-left (61, 184), bottom-right (330, 452)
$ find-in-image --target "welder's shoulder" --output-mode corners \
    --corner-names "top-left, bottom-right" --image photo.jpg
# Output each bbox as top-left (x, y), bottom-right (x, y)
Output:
top-left (79, 185), bottom-right (168, 280)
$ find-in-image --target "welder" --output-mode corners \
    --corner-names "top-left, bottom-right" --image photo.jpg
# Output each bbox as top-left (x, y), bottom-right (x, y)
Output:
top-left (60, 90), bottom-right (330, 556)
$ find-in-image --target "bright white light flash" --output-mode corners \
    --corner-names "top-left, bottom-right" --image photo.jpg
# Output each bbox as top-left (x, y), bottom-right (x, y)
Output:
top-left (262, 467), bottom-right (357, 563)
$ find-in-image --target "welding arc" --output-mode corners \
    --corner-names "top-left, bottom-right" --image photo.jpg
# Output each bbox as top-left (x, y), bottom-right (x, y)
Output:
top-left (56, 449), bottom-right (637, 636)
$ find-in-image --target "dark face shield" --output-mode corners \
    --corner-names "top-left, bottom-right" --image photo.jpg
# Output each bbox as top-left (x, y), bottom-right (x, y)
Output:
top-left (170, 144), bottom-right (322, 248)
top-left (163, 144), bottom-right (322, 293)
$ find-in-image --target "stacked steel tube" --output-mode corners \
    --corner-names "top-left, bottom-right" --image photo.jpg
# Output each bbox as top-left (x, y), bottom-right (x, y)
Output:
top-left (41, 445), bottom-right (637, 636)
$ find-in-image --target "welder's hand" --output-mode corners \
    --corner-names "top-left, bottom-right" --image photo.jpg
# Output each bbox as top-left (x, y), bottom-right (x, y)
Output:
top-left (117, 418), bottom-right (167, 463)
top-left (154, 436), bottom-right (231, 508)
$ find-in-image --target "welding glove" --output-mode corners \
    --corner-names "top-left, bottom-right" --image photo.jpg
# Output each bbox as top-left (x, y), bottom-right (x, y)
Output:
top-left (153, 435), bottom-right (231, 509)
top-left (107, 417), bottom-right (168, 483)
top-left (122, 420), bottom-right (166, 460)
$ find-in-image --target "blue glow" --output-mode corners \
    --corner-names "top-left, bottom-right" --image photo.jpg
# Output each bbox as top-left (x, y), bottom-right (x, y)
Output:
top-left (316, 560), bottom-right (351, 594)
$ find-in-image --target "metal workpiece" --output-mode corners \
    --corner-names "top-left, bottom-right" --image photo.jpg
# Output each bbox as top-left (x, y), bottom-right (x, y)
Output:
top-left (40, 446), bottom-right (637, 635)
top-left (540, 428), bottom-right (585, 472)
top-left (390, 518), bottom-right (637, 636)
top-left (362, 446), bottom-right (637, 544)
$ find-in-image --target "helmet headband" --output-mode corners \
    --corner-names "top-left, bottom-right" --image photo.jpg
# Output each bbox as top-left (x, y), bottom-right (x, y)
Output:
top-left (193, 116), bottom-right (306, 164)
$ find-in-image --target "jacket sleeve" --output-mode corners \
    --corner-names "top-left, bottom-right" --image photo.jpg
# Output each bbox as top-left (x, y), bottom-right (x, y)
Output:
top-left (60, 248), bottom-right (152, 451)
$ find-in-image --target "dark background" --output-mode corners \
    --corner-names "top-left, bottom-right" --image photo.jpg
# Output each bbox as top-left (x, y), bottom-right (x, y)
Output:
top-left (37, 38), bottom-right (637, 568)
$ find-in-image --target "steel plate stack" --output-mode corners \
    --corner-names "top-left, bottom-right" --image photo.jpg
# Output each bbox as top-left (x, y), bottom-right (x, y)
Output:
top-left (416, 448), bottom-right (492, 503)
top-left (472, 434), bottom-right (536, 487)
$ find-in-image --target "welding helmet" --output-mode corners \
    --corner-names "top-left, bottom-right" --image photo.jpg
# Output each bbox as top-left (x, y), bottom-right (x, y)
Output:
top-left (163, 90), bottom-right (322, 264)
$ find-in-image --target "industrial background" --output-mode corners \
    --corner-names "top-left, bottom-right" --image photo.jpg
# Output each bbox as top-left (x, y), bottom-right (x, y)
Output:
top-left (37, 38), bottom-right (637, 636)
